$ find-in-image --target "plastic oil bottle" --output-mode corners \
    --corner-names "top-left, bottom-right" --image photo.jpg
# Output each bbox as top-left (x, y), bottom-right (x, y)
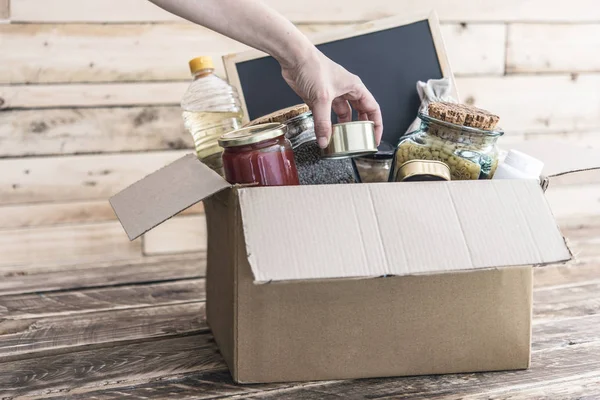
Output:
top-left (181, 56), bottom-right (243, 176)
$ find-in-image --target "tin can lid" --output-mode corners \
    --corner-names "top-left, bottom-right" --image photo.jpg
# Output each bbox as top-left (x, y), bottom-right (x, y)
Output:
top-left (218, 123), bottom-right (286, 148)
top-left (321, 121), bottom-right (378, 159)
top-left (397, 160), bottom-right (451, 182)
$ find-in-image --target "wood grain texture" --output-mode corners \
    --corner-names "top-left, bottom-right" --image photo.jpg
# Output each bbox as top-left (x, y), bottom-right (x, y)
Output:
top-left (551, 168), bottom-right (600, 188)
top-left (508, 24), bottom-right (600, 73)
top-left (251, 342), bottom-right (600, 399)
top-left (534, 262), bottom-right (600, 289)
top-left (440, 23), bottom-right (506, 75)
top-left (1, 151), bottom-right (597, 213)
top-left (0, 264), bottom-right (597, 363)
top-left (2, 107), bottom-right (599, 161)
top-left (0, 261), bottom-right (597, 398)
top-left (532, 313), bottom-right (600, 352)
top-left (60, 370), bottom-right (289, 400)
top-left (11, 0), bottom-right (181, 22)
top-left (546, 184), bottom-right (600, 222)
top-left (0, 22), bottom-right (505, 85)
top-left (4, 77), bottom-right (598, 158)
top-left (460, 375), bottom-right (600, 400)
top-left (0, 302), bottom-right (207, 360)
top-left (0, 106), bottom-right (191, 157)
top-left (10, 0), bottom-right (600, 22)
top-left (501, 132), bottom-right (600, 182)
top-left (6, 327), bottom-right (598, 399)
top-left (0, 252), bottom-right (206, 296)
top-left (0, 279), bottom-right (205, 319)
top-left (0, 200), bottom-right (204, 230)
top-left (0, 19), bottom-right (504, 109)
top-left (143, 215), bottom-right (207, 256)
top-left (457, 74), bottom-right (600, 134)
top-left (534, 281), bottom-right (600, 321)
top-left (0, 23), bottom-right (330, 84)
top-left (0, 0), bottom-right (8, 20)
top-left (0, 23), bottom-right (237, 84)
top-left (0, 150), bottom-right (187, 205)
top-left (0, 333), bottom-right (225, 398)
top-left (0, 221), bottom-right (142, 268)
top-left (0, 81), bottom-right (188, 109)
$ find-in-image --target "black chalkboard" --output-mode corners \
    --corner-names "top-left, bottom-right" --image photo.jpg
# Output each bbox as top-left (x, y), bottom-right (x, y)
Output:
top-left (232, 19), bottom-right (449, 146)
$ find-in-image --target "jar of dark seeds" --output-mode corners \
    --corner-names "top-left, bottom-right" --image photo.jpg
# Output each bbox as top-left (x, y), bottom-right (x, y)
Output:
top-left (284, 112), bottom-right (355, 185)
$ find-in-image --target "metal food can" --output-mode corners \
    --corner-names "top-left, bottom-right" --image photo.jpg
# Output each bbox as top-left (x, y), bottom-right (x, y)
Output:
top-left (321, 121), bottom-right (378, 159)
top-left (396, 160), bottom-right (451, 182)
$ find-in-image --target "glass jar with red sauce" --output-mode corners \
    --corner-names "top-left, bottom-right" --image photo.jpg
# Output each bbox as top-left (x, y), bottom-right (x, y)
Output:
top-left (218, 123), bottom-right (300, 186)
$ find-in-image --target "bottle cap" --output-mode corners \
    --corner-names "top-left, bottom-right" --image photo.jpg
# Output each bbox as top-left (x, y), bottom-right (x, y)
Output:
top-left (189, 56), bottom-right (215, 74)
top-left (504, 149), bottom-right (544, 178)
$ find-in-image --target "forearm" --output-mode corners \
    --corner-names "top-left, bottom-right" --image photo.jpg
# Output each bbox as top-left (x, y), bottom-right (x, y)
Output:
top-left (148, 0), bottom-right (316, 68)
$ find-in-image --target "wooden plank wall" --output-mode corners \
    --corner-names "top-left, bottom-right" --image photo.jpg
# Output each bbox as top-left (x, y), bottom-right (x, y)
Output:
top-left (0, 0), bottom-right (599, 270)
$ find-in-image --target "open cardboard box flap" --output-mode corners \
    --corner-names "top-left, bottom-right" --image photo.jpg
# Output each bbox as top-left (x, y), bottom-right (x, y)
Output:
top-left (109, 140), bottom-right (600, 282)
top-left (239, 180), bottom-right (570, 282)
top-left (110, 154), bottom-right (229, 240)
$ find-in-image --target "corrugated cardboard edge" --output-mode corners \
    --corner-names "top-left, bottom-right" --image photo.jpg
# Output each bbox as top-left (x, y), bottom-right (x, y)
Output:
top-left (109, 154), bottom-right (230, 240)
top-left (509, 141), bottom-right (600, 185)
top-left (233, 190), bottom-right (241, 383)
top-left (548, 166), bottom-right (600, 178)
top-left (237, 182), bottom-right (572, 284)
top-left (527, 266), bottom-right (534, 369)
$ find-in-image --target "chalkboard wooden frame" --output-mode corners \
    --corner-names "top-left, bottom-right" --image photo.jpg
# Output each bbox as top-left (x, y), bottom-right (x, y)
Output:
top-left (223, 10), bottom-right (457, 141)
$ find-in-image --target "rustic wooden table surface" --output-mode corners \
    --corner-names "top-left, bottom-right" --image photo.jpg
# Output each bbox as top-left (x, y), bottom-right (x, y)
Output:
top-left (1, 222), bottom-right (599, 400)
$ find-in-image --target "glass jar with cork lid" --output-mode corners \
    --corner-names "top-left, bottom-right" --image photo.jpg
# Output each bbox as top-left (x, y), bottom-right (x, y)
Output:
top-left (392, 103), bottom-right (504, 181)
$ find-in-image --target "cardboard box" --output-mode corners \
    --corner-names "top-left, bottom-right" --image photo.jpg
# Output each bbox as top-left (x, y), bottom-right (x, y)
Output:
top-left (110, 142), bottom-right (599, 383)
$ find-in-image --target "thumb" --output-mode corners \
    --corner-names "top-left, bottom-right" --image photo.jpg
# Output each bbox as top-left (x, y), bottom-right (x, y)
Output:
top-left (310, 99), bottom-right (333, 149)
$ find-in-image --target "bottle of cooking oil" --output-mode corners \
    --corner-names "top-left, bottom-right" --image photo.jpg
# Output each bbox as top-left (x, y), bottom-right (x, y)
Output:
top-left (181, 56), bottom-right (243, 176)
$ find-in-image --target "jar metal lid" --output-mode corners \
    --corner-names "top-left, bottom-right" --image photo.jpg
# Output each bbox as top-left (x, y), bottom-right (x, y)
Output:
top-left (321, 121), bottom-right (378, 159)
top-left (397, 160), bottom-right (451, 182)
top-left (218, 123), bottom-right (286, 148)
top-left (355, 140), bottom-right (395, 160)
top-left (285, 111), bottom-right (313, 125)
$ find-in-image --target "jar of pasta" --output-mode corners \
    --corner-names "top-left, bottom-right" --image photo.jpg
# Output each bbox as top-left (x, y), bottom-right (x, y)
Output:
top-left (392, 113), bottom-right (504, 181)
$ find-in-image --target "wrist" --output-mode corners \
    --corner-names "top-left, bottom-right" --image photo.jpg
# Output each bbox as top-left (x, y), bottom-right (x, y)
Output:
top-left (273, 36), bottom-right (320, 71)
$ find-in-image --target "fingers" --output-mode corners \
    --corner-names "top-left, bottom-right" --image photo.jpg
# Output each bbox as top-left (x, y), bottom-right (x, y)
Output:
top-left (332, 97), bottom-right (353, 123)
top-left (311, 98), bottom-right (333, 148)
top-left (345, 82), bottom-right (383, 145)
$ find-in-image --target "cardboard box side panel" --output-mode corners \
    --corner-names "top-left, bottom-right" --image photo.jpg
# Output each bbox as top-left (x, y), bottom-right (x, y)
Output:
top-left (204, 190), bottom-right (237, 373)
top-left (235, 262), bottom-right (532, 383)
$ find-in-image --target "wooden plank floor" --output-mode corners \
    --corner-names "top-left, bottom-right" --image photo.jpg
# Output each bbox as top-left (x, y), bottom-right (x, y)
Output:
top-left (1, 224), bottom-right (599, 399)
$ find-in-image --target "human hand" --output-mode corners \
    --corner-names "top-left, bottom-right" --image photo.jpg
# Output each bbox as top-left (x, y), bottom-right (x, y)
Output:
top-left (280, 50), bottom-right (383, 148)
